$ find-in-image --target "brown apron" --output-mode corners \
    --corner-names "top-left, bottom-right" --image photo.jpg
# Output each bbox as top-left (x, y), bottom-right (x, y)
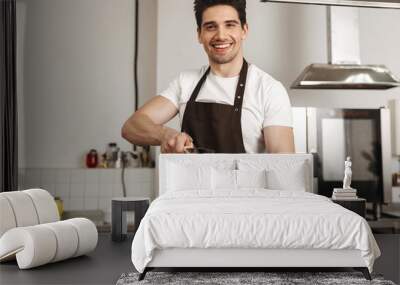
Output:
top-left (181, 59), bottom-right (248, 153)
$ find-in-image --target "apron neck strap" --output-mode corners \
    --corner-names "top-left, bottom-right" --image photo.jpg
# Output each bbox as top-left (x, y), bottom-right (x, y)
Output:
top-left (188, 59), bottom-right (248, 104)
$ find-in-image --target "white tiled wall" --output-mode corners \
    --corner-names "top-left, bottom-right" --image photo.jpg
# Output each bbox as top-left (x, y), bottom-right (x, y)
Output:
top-left (18, 168), bottom-right (155, 223)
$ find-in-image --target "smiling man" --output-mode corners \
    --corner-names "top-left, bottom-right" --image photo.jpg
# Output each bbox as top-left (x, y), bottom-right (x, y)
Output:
top-left (122, 0), bottom-right (295, 154)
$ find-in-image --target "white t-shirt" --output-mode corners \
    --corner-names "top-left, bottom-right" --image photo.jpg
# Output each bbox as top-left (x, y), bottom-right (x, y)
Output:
top-left (160, 64), bottom-right (293, 153)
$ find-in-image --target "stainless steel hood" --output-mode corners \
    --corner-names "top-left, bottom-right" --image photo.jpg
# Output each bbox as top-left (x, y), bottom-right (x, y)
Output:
top-left (292, 64), bottom-right (400, 89)
top-left (262, 1), bottom-right (400, 89)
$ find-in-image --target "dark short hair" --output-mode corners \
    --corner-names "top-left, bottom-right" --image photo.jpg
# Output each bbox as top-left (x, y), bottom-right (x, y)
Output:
top-left (194, 0), bottom-right (247, 29)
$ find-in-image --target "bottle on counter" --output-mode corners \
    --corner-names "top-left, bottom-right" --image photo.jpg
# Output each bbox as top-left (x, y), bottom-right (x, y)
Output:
top-left (140, 146), bottom-right (151, 167)
top-left (106, 142), bottom-right (118, 168)
top-left (86, 149), bottom-right (98, 168)
top-left (116, 151), bottom-right (122, 168)
top-left (99, 153), bottom-right (108, 168)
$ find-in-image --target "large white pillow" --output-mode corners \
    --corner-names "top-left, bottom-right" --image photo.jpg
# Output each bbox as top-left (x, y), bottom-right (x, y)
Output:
top-left (266, 162), bottom-right (307, 191)
top-left (212, 168), bottom-right (236, 190)
top-left (211, 169), bottom-right (268, 190)
top-left (236, 169), bottom-right (267, 189)
top-left (237, 159), bottom-right (309, 191)
top-left (167, 162), bottom-right (212, 191)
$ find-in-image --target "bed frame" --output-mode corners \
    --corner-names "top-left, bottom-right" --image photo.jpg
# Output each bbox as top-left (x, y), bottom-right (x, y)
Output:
top-left (139, 248), bottom-right (371, 280)
top-left (139, 154), bottom-right (372, 281)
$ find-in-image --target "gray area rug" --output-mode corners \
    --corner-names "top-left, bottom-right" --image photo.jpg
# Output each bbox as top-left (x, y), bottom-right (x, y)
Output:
top-left (116, 272), bottom-right (396, 285)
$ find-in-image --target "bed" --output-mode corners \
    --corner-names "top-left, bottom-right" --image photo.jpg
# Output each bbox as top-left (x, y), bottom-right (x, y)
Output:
top-left (131, 154), bottom-right (380, 281)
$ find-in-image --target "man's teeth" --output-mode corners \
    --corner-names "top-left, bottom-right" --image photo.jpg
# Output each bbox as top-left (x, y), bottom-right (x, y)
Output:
top-left (214, 43), bottom-right (231, 49)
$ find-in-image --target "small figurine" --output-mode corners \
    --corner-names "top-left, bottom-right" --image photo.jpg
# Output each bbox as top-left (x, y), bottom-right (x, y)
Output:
top-left (343, 156), bottom-right (353, 189)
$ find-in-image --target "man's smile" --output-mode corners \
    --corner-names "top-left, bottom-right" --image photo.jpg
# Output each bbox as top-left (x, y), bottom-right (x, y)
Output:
top-left (211, 42), bottom-right (233, 53)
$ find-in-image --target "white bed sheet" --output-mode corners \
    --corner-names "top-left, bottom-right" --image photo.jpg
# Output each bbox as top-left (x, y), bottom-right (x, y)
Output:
top-left (131, 190), bottom-right (380, 273)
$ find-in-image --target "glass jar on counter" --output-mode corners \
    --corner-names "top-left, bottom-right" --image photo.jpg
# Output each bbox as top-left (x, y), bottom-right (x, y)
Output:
top-left (86, 149), bottom-right (98, 168)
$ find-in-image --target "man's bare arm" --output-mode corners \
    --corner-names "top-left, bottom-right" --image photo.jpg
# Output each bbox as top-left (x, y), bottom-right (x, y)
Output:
top-left (263, 126), bottom-right (295, 153)
top-left (121, 96), bottom-right (193, 153)
top-left (121, 96), bottom-right (177, 145)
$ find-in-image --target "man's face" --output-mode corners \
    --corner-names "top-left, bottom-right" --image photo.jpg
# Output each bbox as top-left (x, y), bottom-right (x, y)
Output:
top-left (198, 5), bottom-right (248, 65)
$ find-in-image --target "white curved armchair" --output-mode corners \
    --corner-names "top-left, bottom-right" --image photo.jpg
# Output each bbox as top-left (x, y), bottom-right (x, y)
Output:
top-left (0, 189), bottom-right (98, 269)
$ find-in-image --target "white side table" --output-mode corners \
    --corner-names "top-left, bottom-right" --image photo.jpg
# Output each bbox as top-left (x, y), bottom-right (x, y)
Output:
top-left (111, 197), bottom-right (149, 242)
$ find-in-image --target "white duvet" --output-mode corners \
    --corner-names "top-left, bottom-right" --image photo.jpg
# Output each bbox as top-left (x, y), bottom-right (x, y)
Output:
top-left (131, 190), bottom-right (380, 273)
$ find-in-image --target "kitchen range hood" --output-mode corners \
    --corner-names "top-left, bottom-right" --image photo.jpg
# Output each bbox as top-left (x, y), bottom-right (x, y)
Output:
top-left (292, 64), bottom-right (400, 89)
top-left (262, 1), bottom-right (400, 89)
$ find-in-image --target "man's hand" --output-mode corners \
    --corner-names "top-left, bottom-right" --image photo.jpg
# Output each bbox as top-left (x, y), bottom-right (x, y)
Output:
top-left (161, 129), bottom-right (194, 153)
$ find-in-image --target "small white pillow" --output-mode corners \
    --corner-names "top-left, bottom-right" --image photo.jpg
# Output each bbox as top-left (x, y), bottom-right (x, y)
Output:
top-left (212, 169), bottom-right (237, 190)
top-left (236, 169), bottom-right (267, 189)
top-left (167, 163), bottom-right (212, 191)
top-left (266, 162), bottom-right (307, 191)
